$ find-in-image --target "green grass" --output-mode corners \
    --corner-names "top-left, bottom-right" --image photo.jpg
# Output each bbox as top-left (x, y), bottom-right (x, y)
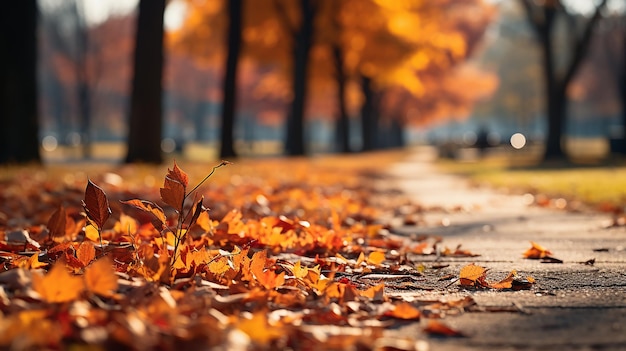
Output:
top-left (437, 153), bottom-right (626, 209)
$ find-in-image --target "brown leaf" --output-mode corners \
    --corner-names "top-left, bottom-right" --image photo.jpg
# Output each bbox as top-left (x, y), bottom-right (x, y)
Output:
top-left (82, 179), bottom-right (111, 230)
top-left (189, 195), bottom-right (205, 227)
top-left (47, 205), bottom-right (67, 238)
top-left (160, 176), bottom-right (185, 211)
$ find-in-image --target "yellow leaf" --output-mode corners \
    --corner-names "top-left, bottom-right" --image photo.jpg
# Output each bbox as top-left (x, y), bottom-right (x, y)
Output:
top-left (459, 263), bottom-right (488, 287)
top-left (367, 251), bottom-right (385, 265)
top-left (32, 262), bottom-right (84, 303)
top-left (236, 310), bottom-right (284, 344)
top-left (27, 253), bottom-right (48, 269)
top-left (84, 257), bottom-right (118, 297)
top-left (84, 225), bottom-right (100, 242)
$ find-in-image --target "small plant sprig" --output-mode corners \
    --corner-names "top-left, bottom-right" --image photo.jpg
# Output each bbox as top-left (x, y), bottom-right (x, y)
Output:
top-left (122, 160), bottom-right (231, 272)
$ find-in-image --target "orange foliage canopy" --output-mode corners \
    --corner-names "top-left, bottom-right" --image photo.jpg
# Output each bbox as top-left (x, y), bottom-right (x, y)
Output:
top-left (170, 0), bottom-right (498, 126)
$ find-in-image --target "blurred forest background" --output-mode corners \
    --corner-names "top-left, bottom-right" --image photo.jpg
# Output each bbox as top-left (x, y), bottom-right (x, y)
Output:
top-left (0, 0), bottom-right (624, 164)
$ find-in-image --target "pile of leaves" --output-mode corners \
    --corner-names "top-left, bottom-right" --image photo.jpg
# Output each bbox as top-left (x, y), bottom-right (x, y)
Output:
top-left (0, 160), bottom-right (535, 350)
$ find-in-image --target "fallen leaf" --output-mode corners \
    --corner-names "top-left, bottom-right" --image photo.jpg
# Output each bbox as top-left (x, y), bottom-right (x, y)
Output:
top-left (47, 205), bottom-right (67, 238)
top-left (459, 263), bottom-right (488, 287)
top-left (76, 242), bottom-right (96, 267)
top-left (367, 251), bottom-right (386, 265)
top-left (489, 270), bottom-right (516, 290)
top-left (523, 241), bottom-right (552, 259)
top-left (84, 256), bottom-right (118, 297)
top-left (423, 320), bottom-right (465, 337)
top-left (32, 261), bottom-right (84, 303)
top-left (385, 302), bottom-right (421, 320)
top-left (236, 310), bottom-right (284, 344)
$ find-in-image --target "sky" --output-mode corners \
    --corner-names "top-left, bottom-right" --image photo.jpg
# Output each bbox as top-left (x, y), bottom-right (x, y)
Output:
top-left (79, 0), bottom-right (187, 30)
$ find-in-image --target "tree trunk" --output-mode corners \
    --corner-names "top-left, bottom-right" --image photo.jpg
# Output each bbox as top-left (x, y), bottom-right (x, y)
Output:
top-left (125, 0), bottom-right (165, 164)
top-left (332, 43), bottom-right (350, 153)
top-left (537, 8), bottom-right (566, 161)
top-left (285, 0), bottom-right (315, 156)
top-left (617, 34), bottom-right (626, 155)
top-left (219, 0), bottom-right (243, 159)
top-left (360, 75), bottom-right (379, 151)
top-left (0, 1), bottom-right (41, 164)
top-left (520, 0), bottom-right (606, 163)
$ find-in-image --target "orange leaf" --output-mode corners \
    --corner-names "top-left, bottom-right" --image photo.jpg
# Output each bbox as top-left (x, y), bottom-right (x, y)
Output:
top-left (357, 283), bottom-right (385, 301)
top-left (32, 262), bottom-right (84, 303)
top-left (424, 320), bottom-right (465, 337)
top-left (27, 253), bottom-right (48, 269)
top-left (207, 255), bottom-right (230, 276)
top-left (523, 241), bottom-right (553, 259)
top-left (386, 302), bottom-right (421, 320)
top-left (82, 179), bottom-right (111, 230)
top-left (367, 251), bottom-right (386, 265)
top-left (84, 256), bottom-right (118, 297)
top-left (489, 270), bottom-right (516, 290)
top-left (76, 242), bottom-right (96, 267)
top-left (120, 199), bottom-right (167, 230)
top-left (459, 263), bottom-right (488, 287)
top-left (250, 251), bottom-right (284, 289)
top-left (167, 161), bottom-right (189, 188)
top-left (160, 177), bottom-right (185, 211)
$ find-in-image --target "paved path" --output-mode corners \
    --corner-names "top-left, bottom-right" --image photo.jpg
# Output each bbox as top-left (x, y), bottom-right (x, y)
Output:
top-left (384, 147), bottom-right (626, 351)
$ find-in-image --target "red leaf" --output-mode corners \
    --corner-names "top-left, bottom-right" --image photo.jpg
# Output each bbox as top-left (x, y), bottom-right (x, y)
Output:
top-left (47, 205), bottom-right (67, 238)
top-left (82, 180), bottom-right (111, 230)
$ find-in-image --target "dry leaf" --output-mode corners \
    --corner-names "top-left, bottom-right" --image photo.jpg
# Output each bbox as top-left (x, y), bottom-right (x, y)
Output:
top-left (120, 199), bottom-right (167, 230)
top-left (367, 251), bottom-right (386, 265)
top-left (82, 179), bottom-right (111, 230)
top-left (160, 176), bottom-right (185, 211)
top-left (47, 205), bottom-right (67, 238)
top-left (523, 241), bottom-right (552, 259)
top-left (84, 256), bottom-right (118, 297)
top-left (385, 302), bottom-right (421, 320)
top-left (76, 242), bottom-right (96, 267)
top-left (32, 262), bottom-right (84, 303)
top-left (424, 320), bottom-right (465, 337)
top-left (459, 263), bottom-right (489, 287)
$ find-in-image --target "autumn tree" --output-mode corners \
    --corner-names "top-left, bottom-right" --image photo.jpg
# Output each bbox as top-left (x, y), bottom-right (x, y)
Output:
top-left (519, 0), bottom-right (607, 162)
top-left (0, 1), bottom-right (41, 164)
top-left (126, 0), bottom-right (166, 164)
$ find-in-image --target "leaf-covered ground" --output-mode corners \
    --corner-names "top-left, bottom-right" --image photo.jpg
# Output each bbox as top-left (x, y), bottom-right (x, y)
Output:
top-left (0, 153), bottom-right (535, 350)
